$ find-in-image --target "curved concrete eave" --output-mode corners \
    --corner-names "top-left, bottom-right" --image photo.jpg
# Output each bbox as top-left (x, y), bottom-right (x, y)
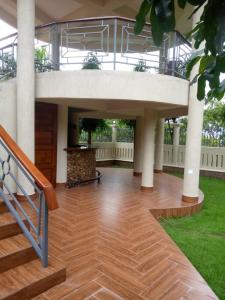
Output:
top-left (36, 70), bottom-right (189, 107)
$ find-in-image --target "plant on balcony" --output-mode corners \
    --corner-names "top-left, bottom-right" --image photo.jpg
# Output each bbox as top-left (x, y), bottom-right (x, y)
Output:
top-left (82, 52), bottom-right (101, 70)
top-left (134, 59), bottom-right (147, 72)
top-left (0, 53), bottom-right (16, 80)
top-left (35, 47), bottom-right (52, 73)
top-left (135, 0), bottom-right (225, 102)
top-left (80, 118), bottom-right (107, 145)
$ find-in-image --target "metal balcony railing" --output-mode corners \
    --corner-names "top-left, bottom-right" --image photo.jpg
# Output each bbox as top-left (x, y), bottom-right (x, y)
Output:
top-left (0, 17), bottom-right (192, 80)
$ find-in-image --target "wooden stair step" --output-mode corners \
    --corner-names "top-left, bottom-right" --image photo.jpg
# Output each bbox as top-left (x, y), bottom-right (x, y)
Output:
top-left (0, 212), bottom-right (29, 240)
top-left (0, 198), bottom-right (14, 214)
top-left (0, 234), bottom-right (37, 273)
top-left (0, 257), bottom-right (66, 300)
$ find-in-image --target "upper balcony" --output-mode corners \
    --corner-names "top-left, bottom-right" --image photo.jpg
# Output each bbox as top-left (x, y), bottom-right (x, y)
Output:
top-left (0, 17), bottom-right (191, 81)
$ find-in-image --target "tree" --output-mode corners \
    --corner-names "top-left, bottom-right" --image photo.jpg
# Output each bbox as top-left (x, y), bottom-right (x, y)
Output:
top-left (118, 119), bottom-right (136, 128)
top-left (203, 102), bottom-right (225, 146)
top-left (80, 118), bottom-right (107, 145)
top-left (134, 0), bottom-right (225, 101)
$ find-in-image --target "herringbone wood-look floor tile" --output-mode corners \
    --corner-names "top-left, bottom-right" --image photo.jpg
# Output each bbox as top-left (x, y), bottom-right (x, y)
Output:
top-left (35, 168), bottom-right (218, 300)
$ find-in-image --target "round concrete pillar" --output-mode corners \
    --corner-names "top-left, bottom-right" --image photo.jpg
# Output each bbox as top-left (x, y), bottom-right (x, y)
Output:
top-left (172, 123), bottom-right (180, 164)
top-left (154, 118), bottom-right (165, 173)
top-left (112, 124), bottom-right (117, 143)
top-left (133, 116), bottom-right (144, 176)
top-left (182, 8), bottom-right (205, 203)
top-left (141, 110), bottom-right (157, 190)
top-left (17, 0), bottom-right (35, 195)
top-left (57, 105), bottom-right (68, 184)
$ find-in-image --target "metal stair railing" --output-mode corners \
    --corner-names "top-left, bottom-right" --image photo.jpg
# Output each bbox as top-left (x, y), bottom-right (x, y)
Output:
top-left (0, 125), bottom-right (58, 267)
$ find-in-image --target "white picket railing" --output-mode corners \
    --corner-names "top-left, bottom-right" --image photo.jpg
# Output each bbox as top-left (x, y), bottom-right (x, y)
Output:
top-left (94, 142), bottom-right (225, 173)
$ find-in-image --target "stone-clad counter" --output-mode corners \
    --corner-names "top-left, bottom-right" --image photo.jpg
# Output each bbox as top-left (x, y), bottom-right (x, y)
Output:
top-left (64, 147), bottom-right (96, 186)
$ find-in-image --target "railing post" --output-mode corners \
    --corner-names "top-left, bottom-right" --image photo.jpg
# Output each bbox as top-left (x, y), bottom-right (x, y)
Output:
top-left (113, 18), bottom-right (117, 71)
top-left (42, 199), bottom-right (49, 267)
top-left (51, 24), bottom-right (60, 70)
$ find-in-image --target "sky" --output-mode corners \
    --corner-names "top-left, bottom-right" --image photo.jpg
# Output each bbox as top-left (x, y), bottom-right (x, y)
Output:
top-left (0, 19), bottom-right (16, 38)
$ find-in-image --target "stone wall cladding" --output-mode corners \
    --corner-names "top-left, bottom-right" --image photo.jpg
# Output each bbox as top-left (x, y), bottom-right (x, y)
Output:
top-left (67, 149), bottom-right (96, 182)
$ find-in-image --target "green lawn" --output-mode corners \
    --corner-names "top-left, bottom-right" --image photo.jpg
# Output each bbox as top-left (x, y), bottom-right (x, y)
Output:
top-left (161, 173), bottom-right (225, 300)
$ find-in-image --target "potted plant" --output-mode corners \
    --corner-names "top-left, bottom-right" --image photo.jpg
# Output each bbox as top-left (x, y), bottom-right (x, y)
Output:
top-left (134, 59), bottom-right (147, 72)
top-left (82, 52), bottom-right (101, 70)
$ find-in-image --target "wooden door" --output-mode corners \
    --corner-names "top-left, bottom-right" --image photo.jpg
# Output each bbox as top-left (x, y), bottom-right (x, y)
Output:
top-left (35, 102), bottom-right (58, 187)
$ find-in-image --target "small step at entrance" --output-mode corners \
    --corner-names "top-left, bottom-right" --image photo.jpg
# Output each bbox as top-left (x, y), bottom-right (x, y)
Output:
top-left (0, 212), bottom-right (29, 240)
top-left (0, 257), bottom-right (66, 300)
top-left (0, 234), bottom-right (37, 273)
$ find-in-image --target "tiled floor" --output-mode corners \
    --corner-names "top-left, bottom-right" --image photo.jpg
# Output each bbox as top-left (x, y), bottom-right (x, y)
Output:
top-left (35, 168), bottom-right (218, 300)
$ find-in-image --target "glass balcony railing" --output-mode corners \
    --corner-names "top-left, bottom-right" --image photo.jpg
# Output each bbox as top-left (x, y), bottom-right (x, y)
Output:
top-left (0, 17), bottom-right (192, 80)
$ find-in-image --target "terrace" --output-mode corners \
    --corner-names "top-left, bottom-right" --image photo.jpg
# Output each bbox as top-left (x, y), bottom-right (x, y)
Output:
top-left (0, 1), bottom-right (221, 298)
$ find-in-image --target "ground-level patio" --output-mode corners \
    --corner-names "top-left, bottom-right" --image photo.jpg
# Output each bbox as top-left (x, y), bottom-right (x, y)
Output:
top-left (35, 168), bottom-right (217, 300)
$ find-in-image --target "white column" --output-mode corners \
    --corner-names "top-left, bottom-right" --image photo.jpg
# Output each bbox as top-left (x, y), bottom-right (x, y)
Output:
top-left (182, 8), bottom-right (205, 203)
top-left (154, 118), bottom-right (165, 173)
top-left (133, 116), bottom-right (144, 176)
top-left (172, 123), bottom-right (180, 164)
top-left (141, 110), bottom-right (157, 190)
top-left (17, 0), bottom-right (35, 195)
top-left (57, 105), bottom-right (68, 183)
top-left (112, 124), bottom-right (117, 143)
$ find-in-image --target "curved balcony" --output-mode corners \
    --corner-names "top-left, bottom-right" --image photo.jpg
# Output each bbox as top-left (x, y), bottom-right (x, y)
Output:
top-left (0, 17), bottom-right (191, 80)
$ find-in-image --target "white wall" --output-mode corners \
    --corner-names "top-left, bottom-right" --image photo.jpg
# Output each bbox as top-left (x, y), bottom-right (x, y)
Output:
top-left (36, 70), bottom-right (189, 107)
top-left (0, 79), bottom-right (17, 193)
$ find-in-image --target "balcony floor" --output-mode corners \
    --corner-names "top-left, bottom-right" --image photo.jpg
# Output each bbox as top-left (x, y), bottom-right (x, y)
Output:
top-left (35, 167), bottom-right (217, 300)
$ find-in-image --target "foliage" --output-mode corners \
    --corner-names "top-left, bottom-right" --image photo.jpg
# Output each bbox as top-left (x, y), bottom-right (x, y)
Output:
top-left (165, 106), bottom-right (225, 146)
top-left (35, 47), bottom-right (52, 72)
top-left (80, 127), bottom-right (112, 143)
top-left (161, 173), bottom-right (225, 300)
top-left (82, 52), bottom-right (101, 70)
top-left (134, 59), bottom-right (147, 72)
top-left (117, 127), bottom-right (135, 143)
top-left (135, 0), bottom-right (225, 101)
top-left (80, 118), bottom-right (108, 145)
top-left (0, 52), bottom-right (16, 80)
top-left (202, 102), bottom-right (225, 146)
top-left (118, 119), bottom-right (136, 128)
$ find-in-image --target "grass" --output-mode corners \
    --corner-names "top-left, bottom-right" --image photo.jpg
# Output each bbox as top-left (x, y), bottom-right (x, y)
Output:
top-left (161, 172), bottom-right (225, 300)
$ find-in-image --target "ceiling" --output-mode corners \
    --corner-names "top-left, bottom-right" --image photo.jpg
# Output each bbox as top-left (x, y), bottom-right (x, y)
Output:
top-left (0, 0), bottom-right (193, 35)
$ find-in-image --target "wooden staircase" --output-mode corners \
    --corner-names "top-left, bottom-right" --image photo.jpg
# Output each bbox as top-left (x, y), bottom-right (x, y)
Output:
top-left (0, 125), bottom-right (66, 299)
top-left (0, 198), bottom-right (66, 300)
